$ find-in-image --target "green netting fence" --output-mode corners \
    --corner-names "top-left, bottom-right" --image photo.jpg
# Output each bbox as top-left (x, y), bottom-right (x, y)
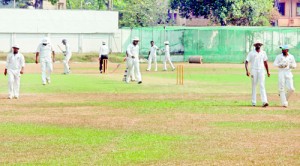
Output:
top-left (122, 26), bottom-right (300, 63)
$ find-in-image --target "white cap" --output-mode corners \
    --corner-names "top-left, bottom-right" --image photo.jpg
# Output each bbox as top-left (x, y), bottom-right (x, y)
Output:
top-left (280, 45), bottom-right (289, 50)
top-left (12, 44), bottom-right (19, 49)
top-left (42, 37), bottom-right (50, 44)
top-left (102, 41), bottom-right (106, 44)
top-left (164, 41), bottom-right (169, 45)
top-left (253, 40), bottom-right (263, 45)
top-left (132, 37), bottom-right (139, 41)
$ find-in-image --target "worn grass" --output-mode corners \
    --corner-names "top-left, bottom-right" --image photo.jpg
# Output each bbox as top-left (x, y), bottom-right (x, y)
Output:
top-left (0, 63), bottom-right (299, 165)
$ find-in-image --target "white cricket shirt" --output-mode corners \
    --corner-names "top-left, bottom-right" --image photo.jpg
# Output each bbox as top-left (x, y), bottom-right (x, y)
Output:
top-left (36, 43), bottom-right (54, 61)
top-left (99, 45), bottom-right (109, 57)
top-left (127, 44), bottom-right (139, 58)
top-left (246, 50), bottom-right (268, 70)
top-left (274, 53), bottom-right (297, 71)
top-left (149, 45), bottom-right (158, 56)
top-left (6, 53), bottom-right (25, 70)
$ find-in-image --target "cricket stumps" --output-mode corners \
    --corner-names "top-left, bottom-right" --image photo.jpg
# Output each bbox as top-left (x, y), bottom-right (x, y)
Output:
top-left (176, 65), bottom-right (184, 85)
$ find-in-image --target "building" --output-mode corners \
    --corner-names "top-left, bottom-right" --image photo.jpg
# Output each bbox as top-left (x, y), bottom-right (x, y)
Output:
top-left (276, 0), bottom-right (300, 26)
top-left (43, 0), bottom-right (66, 10)
top-left (0, 9), bottom-right (120, 53)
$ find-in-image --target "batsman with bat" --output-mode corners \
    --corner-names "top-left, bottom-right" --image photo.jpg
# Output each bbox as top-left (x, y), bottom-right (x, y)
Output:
top-left (273, 45), bottom-right (297, 108)
top-left (245, 40), bottom-right (270, 107)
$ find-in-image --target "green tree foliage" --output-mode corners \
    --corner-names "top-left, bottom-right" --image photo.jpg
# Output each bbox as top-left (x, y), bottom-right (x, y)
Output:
top-left (67, 0), bottom-right (106, 10)
top-left (170, 0), bottom-right (278, 26)
top-left (118, 0), bottom-right (168, 27)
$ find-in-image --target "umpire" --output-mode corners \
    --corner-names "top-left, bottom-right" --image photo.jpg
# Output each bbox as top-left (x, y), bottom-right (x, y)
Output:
top-left (99, 41), bottom-right (109, 73)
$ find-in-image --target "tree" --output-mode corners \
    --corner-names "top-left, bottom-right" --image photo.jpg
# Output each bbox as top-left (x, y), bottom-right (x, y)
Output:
top-left (170, 0), bottom-right (279, 26)
top-left (66, 0), bottom-right (106, 10)
top-left (119, 0), bottom-right (168, 27)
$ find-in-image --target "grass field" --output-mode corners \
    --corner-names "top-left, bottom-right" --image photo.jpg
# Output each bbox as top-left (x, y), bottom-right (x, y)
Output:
top-left (0, 62), bottom-right (299, 165)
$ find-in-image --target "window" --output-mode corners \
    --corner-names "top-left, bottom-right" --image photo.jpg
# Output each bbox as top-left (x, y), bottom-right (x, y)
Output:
top-left (278, 3), bottom-right (285, 16)
top-left (297, 3), bottom-right (300, 16)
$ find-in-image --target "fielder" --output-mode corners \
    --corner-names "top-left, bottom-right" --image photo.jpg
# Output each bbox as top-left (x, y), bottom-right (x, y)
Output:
top-left (4, 45), bottom-right (25, 99)
top-left (62, 39), bottom-right (72, 74)
top-left (273, 45), bottom-right (297, 107)
top-left (126, 37), bottom-right (142, 84)
top-left (99, 41), bottom-right (109, 74)
top-left (146, 41), bottom-right (159, 71)
top-left (36, 37), bottom-right (55, 85)
top-left (245, 40), bottom-right (270, 107)
top-left (163, 41), bottom-right (175, 71)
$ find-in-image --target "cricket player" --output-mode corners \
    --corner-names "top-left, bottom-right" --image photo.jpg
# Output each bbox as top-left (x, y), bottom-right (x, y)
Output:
top-left (163, 41), bottom-right (175, 71)
top-left (4, 45), bottom-right (25, 99)
top-left (126, 37), bottom-right (142, 84)
top-left (62, 39), bottom-right (72, 74)
top-left (99, 41), bottom-right (109, 74)
top-left (273, 45), bottom-right (297, 107)
top-left (245, 40), bottom-right (270, 107)
top-left (122, 51), bottom-right (136, 82)
top-left (146, 41), bottom-right (159, 71)
top-left (36, 37), bottom-right (55, 85)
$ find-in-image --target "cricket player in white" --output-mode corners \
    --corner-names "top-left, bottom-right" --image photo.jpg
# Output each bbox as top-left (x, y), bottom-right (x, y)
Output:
top-left (36, 37), bottom-right (55, 85)
top-left (99, 41), bottom-right (109, 73)
top-left (163, 41), bottom-right (175, 71)
top-left (4, 45), bottom-right (25, 99)
top-left (147, 41), bottom-right (159, 71)
top-left (245, 41), bottom-right (270, 107)
top-left (62, 39), bottom-right (72, 74)
top-left (126, 37), bottom-right (142, 84)
top-left (273, 45), bottom-right (297, 107)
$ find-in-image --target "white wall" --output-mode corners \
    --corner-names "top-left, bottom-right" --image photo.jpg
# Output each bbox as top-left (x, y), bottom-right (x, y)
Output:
top-left (0, 9), bottom-right (119, 33)
top-left (0, 9), bottom-right (121, 53)
top-left (0, 33), bottom-right (120, 53)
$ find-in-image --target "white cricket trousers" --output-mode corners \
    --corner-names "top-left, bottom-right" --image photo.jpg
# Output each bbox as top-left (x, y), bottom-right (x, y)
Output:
top-left (126, 58), bottom-right (142, 83)
top-left (63, 54), bottom-right (71, 73)
top-left (278, 70), bottom-right (295, 106)
top-left (147, 55), bottom-right (157, 71)
top-left (163, 55), bottom-right (175, 70)
top-left (8, 69), bottom-right (21, 98)
top-left (40, 59), bottom-right (53, 84)
top-left (251, 69), bottom-right (268, 105)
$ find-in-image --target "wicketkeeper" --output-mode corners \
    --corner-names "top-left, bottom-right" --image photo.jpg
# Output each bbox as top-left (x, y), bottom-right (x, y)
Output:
top-left (273, 45), bottom-right (297, 107)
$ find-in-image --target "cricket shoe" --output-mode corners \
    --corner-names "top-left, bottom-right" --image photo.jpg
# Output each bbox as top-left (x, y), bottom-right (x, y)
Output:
top-left (172, 67), bottom-right (176, 71)
top-left (13, 96), bottom-right (19, 99)
top-left (262, 103), bottom-right (269, 107)
top-left (7, 96), bottom-right (13, 99)
top-left (138, 81), bottom-right (142, 84)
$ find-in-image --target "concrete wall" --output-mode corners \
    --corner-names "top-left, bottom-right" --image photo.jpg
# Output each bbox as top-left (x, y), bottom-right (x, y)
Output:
top-left (0, 9), bottom-right (121, 53)
top-left (0, 33), bottom-right (123, 53)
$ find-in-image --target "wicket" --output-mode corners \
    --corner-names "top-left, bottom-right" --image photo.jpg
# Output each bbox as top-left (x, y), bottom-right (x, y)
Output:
top-left (176, 65), bottom-right (184, 85)
top-left (103, 59), bottom-right (108, 73)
